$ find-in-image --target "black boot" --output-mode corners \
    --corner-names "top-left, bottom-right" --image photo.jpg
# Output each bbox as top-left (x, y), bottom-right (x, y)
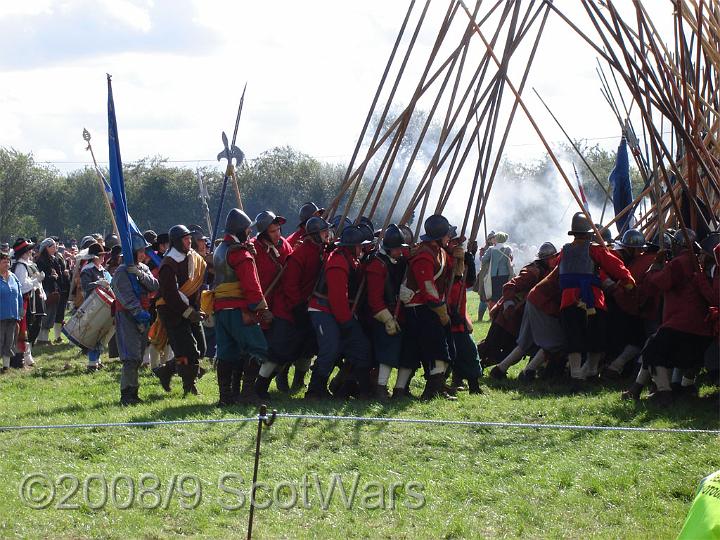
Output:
top-left (290, 368), bottom-right (308, 393)
top-left (179, 363), bottom-right (199, 396)
top-left (421, 373), bottom-right (457, 401)
top-left (216, 362), bottom-right (234, 407)
top-left (374, 384), bottom-right (391, 401)
top-left (153, 359), bottom-right (175, 392)
top-left (305, 373), bottom-right (331, 400)
top-left (329, 361), bottom-right (351, 395)
top-left (467, 377), bottom-right (483, 394)
top-left (238, 360), bottom-right (262, 404)
top-left (254, 375), bottom-right (272, 401)
top-left (275, 363), bottom-right (291, 393)
top-left (230, 365), bottom-right (242, 403)
top-left (120, 387), bottom-right (140, 406)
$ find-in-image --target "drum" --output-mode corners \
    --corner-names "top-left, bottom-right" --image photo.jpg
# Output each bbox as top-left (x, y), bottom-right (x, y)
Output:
top-left (62, 287), bottom-right (116, 350)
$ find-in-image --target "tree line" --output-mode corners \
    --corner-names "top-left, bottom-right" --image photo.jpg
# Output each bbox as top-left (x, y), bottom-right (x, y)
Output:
top-left (0, 141), bottom-right (638, 244)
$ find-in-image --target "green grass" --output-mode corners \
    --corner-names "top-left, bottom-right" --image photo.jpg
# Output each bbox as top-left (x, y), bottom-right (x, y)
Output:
top-left (0, 295), bottom-right (718, 539)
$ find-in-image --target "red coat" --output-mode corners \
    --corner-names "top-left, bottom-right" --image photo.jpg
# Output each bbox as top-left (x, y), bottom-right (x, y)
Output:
top-left (612, 252), bottom-right (659, 319)
top-left (213, 241), bottom-right (265, 312)
top-left (251, 236), bottom-right (292, 310)
top-left (557, 243), bottom-right (635, 311)
top-left (309, 247), bottom-right (359, 324)
top-left (286, 227), bottom-right (306, 249)
top-left (406, 243), bottom-right (452, 307)
top-left (527, 267), bottom-right (561, 317)
top-left (495, 261), bottom-right (550, 334)
top-left (645, 250), bottom-right (712, 336)
top-left (447, 279), bottom-right (472, 333)
top-left (365, 257), bottom-right (391, 316)
top-left (273, 239), bottom-right (325, 321)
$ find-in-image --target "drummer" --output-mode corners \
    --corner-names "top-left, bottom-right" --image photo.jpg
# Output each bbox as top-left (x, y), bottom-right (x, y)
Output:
top-left (80, 242), bottom-right (110, 372)
top-left (112, 235), bottom-right (159, 405)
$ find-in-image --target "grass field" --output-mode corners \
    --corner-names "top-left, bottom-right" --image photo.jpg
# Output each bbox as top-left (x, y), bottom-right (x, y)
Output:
top-left (0, 295), bottom-right (718, 539)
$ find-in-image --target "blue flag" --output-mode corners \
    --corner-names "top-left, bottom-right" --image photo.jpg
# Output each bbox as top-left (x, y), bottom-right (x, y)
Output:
top-left (106, 75), bottom-right (160, 267)
top-left (609, 137), bottom-right (633, 234)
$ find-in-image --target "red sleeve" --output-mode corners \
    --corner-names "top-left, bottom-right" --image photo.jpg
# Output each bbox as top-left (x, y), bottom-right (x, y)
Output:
top-left (695, 272), bottom-right (719, 307)
top-left (327, 264), bottom-right (351, 324)
top-left (592, 246), bottom-right (635, 285)
top-left (366, 259), bottom-right (388, 315)
top-left (411, 254), bottom-right (442, 306)
top-left (228, 249), bottom-right (265, 308)
top-left (502, 265), bottom-right (538, 301)
top-left (645, 258), bottom-right (681, 293)
top-left (282, 252), bottom-right (305, 309)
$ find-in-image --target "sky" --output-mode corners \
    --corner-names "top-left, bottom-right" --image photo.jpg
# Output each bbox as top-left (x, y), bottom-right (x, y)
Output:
top-left (0, 0), bottom-right (672, 171)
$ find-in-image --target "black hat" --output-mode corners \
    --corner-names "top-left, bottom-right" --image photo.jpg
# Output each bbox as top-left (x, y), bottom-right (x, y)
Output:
top-left (382, 224), bottom-right (409, 250)
top-left (11, 238), bottom-right (34, 258)
top-left (299, 202), bottom-right (324, 225)
top-left (336, 225), bottom-right (372, 247)
top-left (420, 214), bottom-right (451, 242)
top-left (156, 233), bottom-right (170, 245)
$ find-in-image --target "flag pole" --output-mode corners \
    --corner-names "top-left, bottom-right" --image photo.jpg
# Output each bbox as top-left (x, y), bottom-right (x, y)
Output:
top-left (83, 128), bottom-right (120, 238)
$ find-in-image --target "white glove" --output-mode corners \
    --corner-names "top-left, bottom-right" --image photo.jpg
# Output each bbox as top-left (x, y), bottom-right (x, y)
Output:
top-left (398, 284), bottom-right (414, 304)
top-left (126, 265), bottom-right (141, 276)
top-left (36, 271), bottom-right (46, 282)
top-left (97, 279), bottom-right (110, 289)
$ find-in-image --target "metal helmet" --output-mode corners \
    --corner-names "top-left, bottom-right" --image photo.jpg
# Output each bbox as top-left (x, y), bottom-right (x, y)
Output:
top-left (143, 230), bottom-right (158, 245)
top-left (104, 234), bottom-right (120, 249)
top-left (399, 224), bottom-right (415, 246)
top-left (672, 228), bottom-right (697, 249)
top-left (131, 233), bottom-right (150, 253)
top-left (420, 214), bottom-right (451, 242)
top-left (486, 230), bottom-right (496, 242)
top-left (357, 223), bottom-right (375, 243)
top-left (255, 210), bottom-right (287, 234)
top-left (595, 224), bottom-right (613, 244)
top-left (618, 229), bottom-right (646, 249)
top-left (568, 212), bottom-right (593, 235)
top-left (357, 216), bottom-right (375, 231)
top-left (329, 215), bottom-right (352, 231)
top-left (225, 208), bottom-right (254, 237)
top-left (535, 242), bottom-right (558, 260)
top-left (80, 235), bottom-right (95, 249)
top-left (647, 231), bottom-right (673, 252)
top-left (304, 216), bottom-right (331, 238)
top-left (699, 232), bottom-right (720, 255)
top-left (382, 224), bottom-right (408, 250)
top-left (336, 225), bottom-right (372, 247)
top-left (299, 202), bottom-right (323, 225)
top-left (168, 225), bottom-right (192, 252)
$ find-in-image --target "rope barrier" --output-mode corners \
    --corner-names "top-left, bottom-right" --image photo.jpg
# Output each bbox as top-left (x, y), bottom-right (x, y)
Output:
top-left (0, 412), bottom-right (717, 435)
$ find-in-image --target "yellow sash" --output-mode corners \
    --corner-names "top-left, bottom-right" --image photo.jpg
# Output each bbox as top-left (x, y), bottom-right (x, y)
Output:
top-left (150, 250), bottom-right (206, 349)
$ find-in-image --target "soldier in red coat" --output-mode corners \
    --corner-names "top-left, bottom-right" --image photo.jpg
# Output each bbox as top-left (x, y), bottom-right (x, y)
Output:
top-left (558, 212), bottom-right (634, 387)
top-left (306, 225), bottom-right (372, 399)
top-left (365, 224), bottom-right (412, 400)
top-left (487, 242), bottom-right (558, 380)
top-left (251, 211), bottom-right (292, 313)
top-left (286, 202), bottom-right (324, 249)
top-left (262, 217), bottom-right (330, 394)
top-left (601, 229), bottom-right (657, 379)
top-left (212, 209), bottom-right (273, 406)
top-left (445, 231), bottom-right (482, 393)
top-left (403, 214), bottom-right (457, 400)
top-left (637, 229), bottom-right (714, 406)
